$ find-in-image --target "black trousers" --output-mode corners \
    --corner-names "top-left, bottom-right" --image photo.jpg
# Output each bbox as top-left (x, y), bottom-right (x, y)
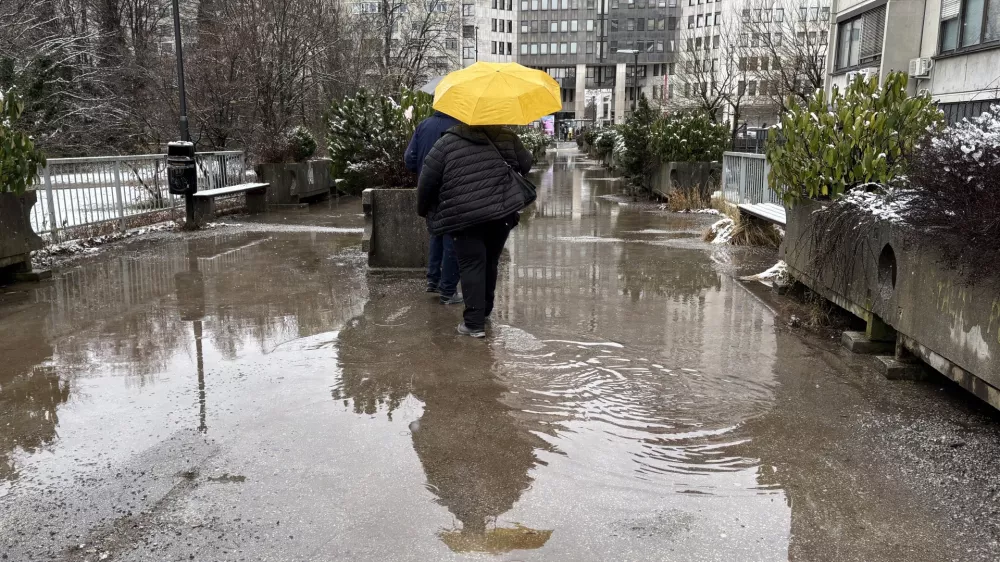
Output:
top-left (452, 218), bottom-right (514, 331)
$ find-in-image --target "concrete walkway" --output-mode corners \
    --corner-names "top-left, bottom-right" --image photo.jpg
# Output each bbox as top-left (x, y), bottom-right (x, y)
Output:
top-left (1, 149), bottom-right (999, 561)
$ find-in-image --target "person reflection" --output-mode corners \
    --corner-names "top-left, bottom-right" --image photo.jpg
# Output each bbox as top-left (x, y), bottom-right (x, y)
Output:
top-left (336, 289), bottom-right (552, 553)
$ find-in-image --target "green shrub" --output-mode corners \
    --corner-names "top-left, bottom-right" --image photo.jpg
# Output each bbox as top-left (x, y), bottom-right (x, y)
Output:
top-left (0, 89), bottom-right (46, 195)
top-left (326, 89), bottom-right (427, 194)
top-left (617, 96), bottom-right (660, 190)
top-left (594, 127), bottom-right (617, 158)
top-left (286, 126), bottom-right (317, 162)
top-left (651, 111), bottom-right (729, 163)
top-left (518, 129), bottom-right (551, 159)
top-left (766, 72), bottom-right (943, 205)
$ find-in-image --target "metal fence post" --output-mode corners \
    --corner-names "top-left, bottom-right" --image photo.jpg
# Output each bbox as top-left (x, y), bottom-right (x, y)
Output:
top-left (113, 159), bottom-right (126, 231)
top-left (43, 166), bottom-right (60, 243)
top-left (739, 156), bottom-right (748, 203)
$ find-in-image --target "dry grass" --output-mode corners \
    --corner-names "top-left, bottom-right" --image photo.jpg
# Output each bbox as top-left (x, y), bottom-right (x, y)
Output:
top-left (700, 201), bottom-right (782, 248)
top-left (667, 189), bottom-right (709, 212)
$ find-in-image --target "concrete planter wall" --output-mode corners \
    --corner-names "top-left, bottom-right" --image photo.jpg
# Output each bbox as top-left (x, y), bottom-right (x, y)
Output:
top-left (0, 191), bottom-right (43, 271)
top-left (650, 161), bottom-right (720, 200)
top-left (362, 188), bottom-right (428, 270)
top-left (784, 199), bottom-right (1000, 408)
top-left (257, 159), bottom-right (332, 205)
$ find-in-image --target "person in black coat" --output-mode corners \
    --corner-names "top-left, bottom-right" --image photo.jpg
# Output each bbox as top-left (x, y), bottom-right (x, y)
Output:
top-left (417, 124), bottom-right (533, 337)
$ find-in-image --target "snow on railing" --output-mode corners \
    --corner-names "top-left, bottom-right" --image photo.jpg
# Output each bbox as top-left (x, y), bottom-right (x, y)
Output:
top-left (721, 152), bottom-right (782, 207)
top-left (31, 151), bottom-right (249, 242)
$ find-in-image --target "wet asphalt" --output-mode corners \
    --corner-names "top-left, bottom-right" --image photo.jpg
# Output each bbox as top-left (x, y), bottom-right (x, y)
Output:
top-left (2, 147), bottom-right (1000, 561)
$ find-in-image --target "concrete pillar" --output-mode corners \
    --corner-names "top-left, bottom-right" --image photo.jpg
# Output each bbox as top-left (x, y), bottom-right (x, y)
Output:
top-left (575, 63), bottom-right (586, 119)
top-left (614, 63), bottom-right (627, 124)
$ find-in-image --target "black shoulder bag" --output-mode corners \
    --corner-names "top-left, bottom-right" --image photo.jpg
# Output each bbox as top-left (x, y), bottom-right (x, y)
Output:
top-left (484, 135), bottom-right (537, 208)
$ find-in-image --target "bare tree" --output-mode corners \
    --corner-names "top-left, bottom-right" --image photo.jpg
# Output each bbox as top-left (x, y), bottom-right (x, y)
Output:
top-left (669, 17), bottom-right (750, 143)
top-left (737, 0), bottom-right (831, 112)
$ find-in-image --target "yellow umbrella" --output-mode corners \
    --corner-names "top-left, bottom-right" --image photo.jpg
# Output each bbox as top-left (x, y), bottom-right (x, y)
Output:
top-left (433, 62), bottom-right (561, 126)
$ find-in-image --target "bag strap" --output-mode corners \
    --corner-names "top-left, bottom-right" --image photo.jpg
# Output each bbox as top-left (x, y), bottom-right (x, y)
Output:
top-left (483, 134), bottom-right (516, 173)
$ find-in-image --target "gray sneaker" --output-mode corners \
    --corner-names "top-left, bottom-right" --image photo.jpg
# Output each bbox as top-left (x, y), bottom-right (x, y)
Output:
top-left (440, 293), bottom-right (464, 305)
top-left (457, 323), bottom-right (486, 338)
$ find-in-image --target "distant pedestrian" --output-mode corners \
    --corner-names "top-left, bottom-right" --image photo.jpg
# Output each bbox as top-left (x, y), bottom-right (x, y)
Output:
top-left (417, 125), bottom-right (533, 338)
top-left (405, 111), bottom-right (463, 304)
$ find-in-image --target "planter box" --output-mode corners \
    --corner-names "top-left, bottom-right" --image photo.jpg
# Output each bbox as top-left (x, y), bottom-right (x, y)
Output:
top-left (257, 159), bottom-right (332, 205)
top-left (0, 191), bottom-right (43, 271)
top-left (362, 188), bottom-right (428, 270)
top-left (650, 161), bottom-right (721, 200)
top-left (784, 199), bottom-right (1000, 408)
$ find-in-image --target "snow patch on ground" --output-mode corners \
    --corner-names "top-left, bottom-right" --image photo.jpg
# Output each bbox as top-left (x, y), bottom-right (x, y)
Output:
top-left (705, 218), bottom-right (735, 245)
top-left (31, 221), bottom-right (225, 267)
top-left (740, 260), bottom-right (790, 287)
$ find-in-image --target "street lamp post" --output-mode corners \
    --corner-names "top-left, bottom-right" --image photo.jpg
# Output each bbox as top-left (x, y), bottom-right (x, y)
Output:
top-left (617, 49), bottom-right (641, 115)
top-left (171, 0), bottom-right (190, 142)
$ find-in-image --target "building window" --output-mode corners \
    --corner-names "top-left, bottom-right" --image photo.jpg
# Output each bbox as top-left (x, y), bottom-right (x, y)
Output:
top-left (610, 40), bottom-right (618, 52)
top-left (462, 3), bottom-right (474, 15)
top-left (697, 14), bottom-right (703, 27)
top-left (463, 46), bottom-right (475, 58)
top-left (637, 18), bottom-right (645, 31)
top-left (522, 20), bottom-right (528, 32)
top-left (657, 16), bottom-right (665, 30)
top-left (492, 41), bottom-right (498, 54)
top-left (657, 39), bottom-right (664, 51)
top-left (695, 36), bottom-right (702, 49)
top-left (551, 20), bottom-right (559, 31)
top-left (571, 20), bottom-right (578, 31)
top-left (531, 20), bottom-right (539, 31)
top-left (611, 19), bottom-right (619, 31)
top-left (835, 6), bottom-right (885, 70)
top-left (562, 0), bottom-right (569, 8)
top-left (713, 34), bottom-right (720, 48)
top-left (446, 38), bottom-right (458, 49)
top-left (942, 0), bottom-right (1000, 50)
top-left (586, 40), bottom-right (594, 53)
top-left (561, 42), bottom-right (568, 53)
top-left (571, 42), bottom-right (578, 53)
top-left (687, 15), bottom-right (694, 28)
top-left (587, 19), bottom-right (594, 31)
top-left (541, 43), bottom-right (548, 54)
top-left (687, 38), bottom-right (693, 51)
top-left (628, 18), bottom-right (636, 30)
top-left (521, 0), bottom-right (528, 8)
top-left (541, 0), bottom-right (548, 9)
top-left (531, 0), bottom-right (538, 8)
top-left (715, 12), bottom-right (721, 25)
top-left (760, 55), bottom-right (769, 70)
top-left (531, 43), bottom-right (539, 54)
top-left (492, 18), bottom-right (497, 32)
top-left (521, 43), bottom-right (528, 54)
top-left (551, 42), bottom-right (558, 52)
top-left (561, 20), bottom-right (568, 32)
top-left (669, 16), bottom-right (677, 29)
top-left (508, 20), bottom-right (513, 33)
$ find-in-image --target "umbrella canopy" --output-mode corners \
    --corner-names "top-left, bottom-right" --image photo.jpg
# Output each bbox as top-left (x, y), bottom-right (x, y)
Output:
top-left (420, 75), bottom-right (444, 95)
top-left (438, 525), bottom-right (553, 554)
top-left (433, 62), bottom-right (561, 126)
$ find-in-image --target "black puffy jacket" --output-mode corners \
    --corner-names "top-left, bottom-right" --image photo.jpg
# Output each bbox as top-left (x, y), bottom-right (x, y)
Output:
top-left (417, 125), bottom-right (533, 235)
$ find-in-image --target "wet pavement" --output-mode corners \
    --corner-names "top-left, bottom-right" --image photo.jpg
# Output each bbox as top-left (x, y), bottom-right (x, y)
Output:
top-left (2, 148), bottom-right (1000, 561)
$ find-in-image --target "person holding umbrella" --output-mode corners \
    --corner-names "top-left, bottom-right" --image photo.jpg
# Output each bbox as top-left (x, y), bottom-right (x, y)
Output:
top-left (417, 62), bottom-right (560, 338)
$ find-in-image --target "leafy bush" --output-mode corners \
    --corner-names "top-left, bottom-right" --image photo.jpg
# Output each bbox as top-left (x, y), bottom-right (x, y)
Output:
top-left (766, 72), bottom-right (943, 205)
top-left (327, 89), bottom-right (424, 194)
top-left (0, 89), bottom-right (46, 195)
top-left (518, 129), bottom-right (550, 159)
top-left (907, 104), bottom-right (1000, 286)
top-left (286, 126), bottom-right (318, 162)
top-left (593, 128), bottom-right (618, 158)
top-left (651, 111), bottom-right (729, 163)
top-left (582, 128), bottom-right (598, 147)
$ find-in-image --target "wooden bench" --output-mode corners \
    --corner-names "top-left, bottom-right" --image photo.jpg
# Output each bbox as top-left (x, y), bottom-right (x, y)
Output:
top-left (192, 183), bottom-right (268, 226)
top-left (738, 202), bottom-right (786, 227)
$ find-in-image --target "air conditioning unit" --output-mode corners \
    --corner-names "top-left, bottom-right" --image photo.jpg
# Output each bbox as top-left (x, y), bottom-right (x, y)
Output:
top-left (908, 57), bottom-right (933, 78)
top-left (845, 67), bottom-right (878, 82)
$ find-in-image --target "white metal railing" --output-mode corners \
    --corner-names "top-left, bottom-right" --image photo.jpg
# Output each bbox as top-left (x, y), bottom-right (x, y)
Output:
top-left (721, 151), bottom-right (782, 206)
top-left (31, 151), bottom-right (250, 242)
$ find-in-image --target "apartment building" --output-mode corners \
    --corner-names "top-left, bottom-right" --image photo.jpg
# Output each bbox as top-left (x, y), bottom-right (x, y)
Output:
top-left (826, 0), bottom-right (999, 123)
top-left (462, 0), bottom-right (519, 64)
top-left (513, 0), bottom-right (683, 122)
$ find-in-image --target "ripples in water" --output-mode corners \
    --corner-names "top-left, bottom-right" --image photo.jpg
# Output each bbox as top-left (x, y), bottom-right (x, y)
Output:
top-left (492, 325), bottom-right (775, 481)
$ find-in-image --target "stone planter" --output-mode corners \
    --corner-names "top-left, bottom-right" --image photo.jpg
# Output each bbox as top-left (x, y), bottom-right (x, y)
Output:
top-left (0, 191), bottom-right (44, 272)
top-left (650, 161), bottom-right (721, 200)
top-left (256, 159), bottom-right (332, 205)
top-left (362, 188), bottom-right (428, 270)
top-left (784, 199), bottom-right (1000, 408)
